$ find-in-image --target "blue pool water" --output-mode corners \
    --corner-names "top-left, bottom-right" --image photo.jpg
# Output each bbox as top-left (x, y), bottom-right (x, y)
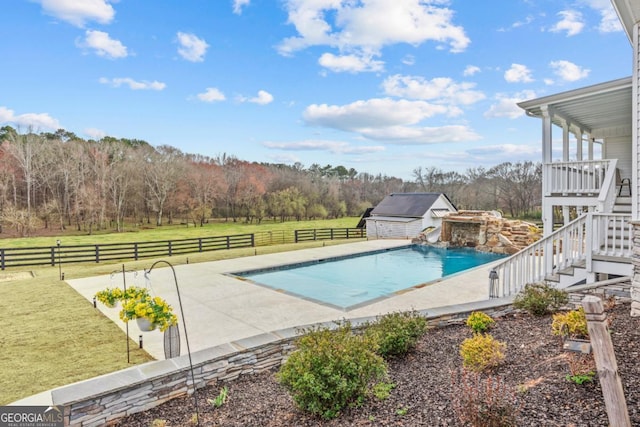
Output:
top-left (236, 245), bottom-right (504, 310)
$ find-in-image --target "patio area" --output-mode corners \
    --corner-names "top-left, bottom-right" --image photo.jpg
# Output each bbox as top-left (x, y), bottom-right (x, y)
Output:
top-left (68, 239), bottom-right (499, 360)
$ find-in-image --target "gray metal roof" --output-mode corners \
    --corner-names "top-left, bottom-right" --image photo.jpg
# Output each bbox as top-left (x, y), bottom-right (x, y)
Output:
top-left (370, 192), bottom-right (447, 218)
top-left (517, 77), bottom-right (631, 137)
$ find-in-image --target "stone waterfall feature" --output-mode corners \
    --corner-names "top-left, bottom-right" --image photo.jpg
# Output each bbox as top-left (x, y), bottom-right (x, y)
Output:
top-left (415, 210), bottom-right (541, 255)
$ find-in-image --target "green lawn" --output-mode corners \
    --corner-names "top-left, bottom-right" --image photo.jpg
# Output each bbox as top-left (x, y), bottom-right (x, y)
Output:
top-left (0, 219), bottom-right (363, 404)
top-left (0, 217), bottom-right (360, 248)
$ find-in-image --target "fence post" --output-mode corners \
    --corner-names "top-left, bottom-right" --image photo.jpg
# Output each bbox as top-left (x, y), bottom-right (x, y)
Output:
top-left (581, 296), bottom-right (630, 427)
top-left (294, 230), bottom-right (298, 243)
top-left (0, 249), bottom-right (4, 270)
top-left (251, 234), bottom-right (255, 247)
top-left (198, 238), bottom-right (203, 252)
top-left (168, 241), bottom-right (172, 257)
top-left (95, 245), bottom-right (99, 263)
top-left (134, 243), bottom-right (138, 261)
top-left (51, 247), bottom-right (56, 266)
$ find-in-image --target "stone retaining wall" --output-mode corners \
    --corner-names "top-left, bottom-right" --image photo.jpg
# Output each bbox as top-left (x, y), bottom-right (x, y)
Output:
top-left (55, 301), bottom-right (518, 426)
top-left (54, 282), bottom-right (629, 426)
top-left (566, 278), bottom-right (631, 308)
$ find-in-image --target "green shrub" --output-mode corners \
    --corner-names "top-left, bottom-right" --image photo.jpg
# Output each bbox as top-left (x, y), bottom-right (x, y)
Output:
top-left (466, 311), bottom-right (495, 334)
top-left (513, 282), bottom-right (568, 316)
top-left (277, 322), bottom-right (387, 419)
top-left (364, 310), bottom-right (427, 358)
top-left (460, 334), bottom-right (506, 373)
top-left (551, 307), bottom-right (588, 339)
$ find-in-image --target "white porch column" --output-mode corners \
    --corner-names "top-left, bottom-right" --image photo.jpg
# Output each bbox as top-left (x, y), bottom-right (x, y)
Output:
top-left (588, 137), bottom-right (594, 160)
top-left (576, 129), bottom-right (583, 161)
top-left (562, 123), bottom-right (570, 161)
top-left (562, 206), bottom-right (570, 225)
top-left (541, 107), bottom-right (553, 236)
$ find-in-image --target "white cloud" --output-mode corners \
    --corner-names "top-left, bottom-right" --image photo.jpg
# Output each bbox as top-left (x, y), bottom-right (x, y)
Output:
top-left (484, 90), bottom-right (536, 119)
top-left (176, 32), bottom-right (209, 62)
top-left (233, 0), bottom-right (250, 14)
top-left (463, 65), bottom-right (480, 76)
top-left (402, 55), bottom-right (415, 66)
top-left (277, 0), bottom-right (469, 72)
top-left (266, 153), bottom-right (302, 164)
top-left (263, 140), bottom-right (385, 154)
top-left (467, 143), bottom-right (539, 156)
top-left (382, 75), bottom-right (485, 106)
top-left (582, 0), bottom-right (622, 33)
top-left (84, 127), bottom-right (106, 140)
top-left (78, 30), bottom-right (127, 59)
top-left (362, 125), bottom-right (480, 144)
top-left (466, 144), bottom-right (540, 163)
top-left (99, 77), bottom-right (166, 90)
top-left (549, 60), bottom-right (590, 82)
top-left (304, 98), bottom-right (449, 131)
top-left (550, 10), bottom-right (584, 36)
top-left (248, 90), bottom-right (274, 105)
top-left (318, 53), bottom-right (384, 73)
top-left (0, 106), bottom-right (60, 130)
top-left (196, 87), bottom-right (226, 102)
top-left (504, 64), bottom-right (534, 83)
top-left (36, 0), bottom-right (115, 27)
top-left (303, 98), bottom-right (480, 144)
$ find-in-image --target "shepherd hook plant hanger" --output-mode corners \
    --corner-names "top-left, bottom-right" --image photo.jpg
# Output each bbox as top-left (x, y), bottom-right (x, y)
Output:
top-left (144, 260), bottom-right (200, 425)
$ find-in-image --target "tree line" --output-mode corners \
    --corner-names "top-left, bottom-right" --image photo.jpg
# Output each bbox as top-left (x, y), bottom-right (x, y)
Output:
top-left (0, 126), bottom-right (541, 236)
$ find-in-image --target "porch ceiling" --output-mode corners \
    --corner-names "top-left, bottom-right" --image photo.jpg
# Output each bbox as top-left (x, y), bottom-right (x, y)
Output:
top-left (517, 77), bottom-right (632, 136)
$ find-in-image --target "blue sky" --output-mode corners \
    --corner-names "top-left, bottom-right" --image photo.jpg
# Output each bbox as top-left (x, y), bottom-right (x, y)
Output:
top-left (0, 0), bottom-right (631, 179)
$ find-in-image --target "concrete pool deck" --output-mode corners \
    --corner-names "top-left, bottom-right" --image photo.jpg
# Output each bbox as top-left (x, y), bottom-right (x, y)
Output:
top-left (66, 239), bottom-right (500, 361)
top-left (11, 239), bottom-right (505, 406)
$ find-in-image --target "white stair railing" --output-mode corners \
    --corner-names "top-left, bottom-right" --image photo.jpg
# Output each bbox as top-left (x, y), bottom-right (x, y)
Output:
top-left (489, 212), bottom-right (632, 298)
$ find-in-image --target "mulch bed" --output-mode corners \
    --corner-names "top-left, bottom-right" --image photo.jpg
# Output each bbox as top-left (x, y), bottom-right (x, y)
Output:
top-left (117, 302), bottom-right (640, 426)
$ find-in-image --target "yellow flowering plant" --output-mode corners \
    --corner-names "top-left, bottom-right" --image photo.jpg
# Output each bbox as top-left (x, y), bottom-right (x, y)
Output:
top-left (119, 295), bottom-right (178, 332)
top-left (95, 286), bottom-right (149, 308)
top-left (95, 287), bottom-right (125, 307)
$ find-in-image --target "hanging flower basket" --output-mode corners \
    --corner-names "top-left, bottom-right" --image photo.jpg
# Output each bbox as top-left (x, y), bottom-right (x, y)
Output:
top-left (120, 295), bottom-right (178, 332)
top-left (96, 285), bottom-right (177, 332)
top-left (95, 287), bottom-right (124, 308)
top-left (136, 317), bottom-right (157, 332)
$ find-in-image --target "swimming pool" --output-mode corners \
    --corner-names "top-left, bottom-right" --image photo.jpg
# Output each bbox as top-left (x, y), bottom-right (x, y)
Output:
top-left (235, 245), bottom-right (504, 310)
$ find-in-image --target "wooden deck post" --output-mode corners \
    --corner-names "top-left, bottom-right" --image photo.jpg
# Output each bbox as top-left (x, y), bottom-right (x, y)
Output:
top-left (581, 296), bottom-right (630, 427)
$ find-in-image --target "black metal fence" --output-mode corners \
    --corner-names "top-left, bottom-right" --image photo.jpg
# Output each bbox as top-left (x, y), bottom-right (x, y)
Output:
top-left (0, 228), bottom-right (365, 270)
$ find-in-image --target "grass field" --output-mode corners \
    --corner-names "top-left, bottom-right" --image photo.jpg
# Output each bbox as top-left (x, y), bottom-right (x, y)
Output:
top-left (0, 218), bottom-right (363, 405)
top-left (0, 217), bottom-right (361, 248)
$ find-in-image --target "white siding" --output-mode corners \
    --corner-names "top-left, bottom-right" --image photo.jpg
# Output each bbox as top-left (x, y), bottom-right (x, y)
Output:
top-left (365, 219), bottom-right (421, 239)
top-left (604, 135), bottom-right (632, 183)
top-left (420, 196), bottom-right (456, 229)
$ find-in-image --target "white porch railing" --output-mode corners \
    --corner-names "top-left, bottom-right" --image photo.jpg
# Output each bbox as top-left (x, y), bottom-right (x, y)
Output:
top-left (489, 212), bottom-right (632, 298)
top-left (544, 159), bottom-right (615, 198)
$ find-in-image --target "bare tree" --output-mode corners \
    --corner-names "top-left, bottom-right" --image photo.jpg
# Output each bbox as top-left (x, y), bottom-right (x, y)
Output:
top-left (144, 145), bottom-right (185, 226)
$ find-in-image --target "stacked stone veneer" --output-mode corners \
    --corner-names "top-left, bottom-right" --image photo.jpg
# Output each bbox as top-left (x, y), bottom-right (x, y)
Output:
top-left (631, 221), bottom-right (640, 316)
top-left (53, 301), bottom-right (518, 427)
top-left (438, 210), bottom-right (541, 255)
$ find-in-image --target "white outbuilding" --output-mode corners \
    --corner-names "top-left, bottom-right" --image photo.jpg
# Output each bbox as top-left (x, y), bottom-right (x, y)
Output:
top-left (365, 192), bottom-right (457, 239)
